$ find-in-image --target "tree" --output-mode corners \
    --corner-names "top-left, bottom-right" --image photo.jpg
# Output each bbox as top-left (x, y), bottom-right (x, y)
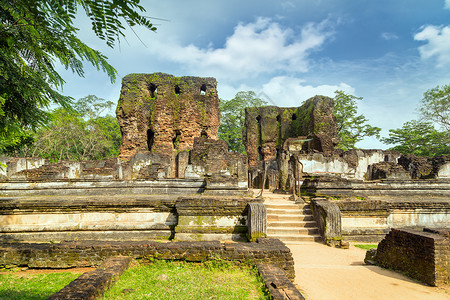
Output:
top-left (381, 120), bottom-right (450, 156)
top-left (0, 1), bottom-right (155, 151)
top-left (10, 96), bottom-right (122, 161)
top-left (333, 90), bottom-right (381, 151)
top-left (219, 91), bottom-right (268, 153)
top-left (419, 84), bottom-right (450, 131)
top-left (381, 84), bottom-right (450, 157)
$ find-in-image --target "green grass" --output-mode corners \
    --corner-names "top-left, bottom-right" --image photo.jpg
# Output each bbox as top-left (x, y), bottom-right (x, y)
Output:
top-left (354, 244), bottom-right (378, 250)
top-left (102, 259), bottom-right (269, 300)
top-left (0, 271), bottom-right (81, 300)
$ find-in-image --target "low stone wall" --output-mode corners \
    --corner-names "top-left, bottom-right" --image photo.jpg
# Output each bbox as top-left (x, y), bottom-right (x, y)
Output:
top-left (0, 238), bottom-right (296, 280)
top-left (48, 256), bottom-right (131, 300)
top-left (374, 228), bottom-right (450, 286)
top-left (310, 198), bottom-right (341, 246)
top-left (257, 263), bottom-right (305, 300)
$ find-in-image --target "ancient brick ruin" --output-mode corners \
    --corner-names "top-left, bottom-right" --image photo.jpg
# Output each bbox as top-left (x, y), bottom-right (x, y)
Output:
top-left (244, 95), bottom-right (337, 169)
top-left (244, 95), bottom-right (338, 190)
top-left (0, 71), bottom-right (449, 297)
top-left (1, 72), bottom-right (449, 244)
top-left (116, 73), bottom-right (220, 158)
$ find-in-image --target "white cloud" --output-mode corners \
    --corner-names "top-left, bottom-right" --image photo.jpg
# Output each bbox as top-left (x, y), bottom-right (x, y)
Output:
top-left (445, 0), bottom-right (450, 10)
top-left (381, 32), bottom-right (399, 40)
top-left (151, 17), bottom-right (335, 80)
top-left (260, 76), bottom-right (354, 107)
top-left (414, 25), bottom-right (450, 66)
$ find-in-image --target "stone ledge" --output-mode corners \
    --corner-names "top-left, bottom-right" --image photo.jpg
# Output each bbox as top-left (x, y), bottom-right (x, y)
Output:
top-left (48, 256), bottom-right (131, 300)
top-left (257, 263), bottom-right (305, 300)
top-left (0, 238), bottom-right (295, 280)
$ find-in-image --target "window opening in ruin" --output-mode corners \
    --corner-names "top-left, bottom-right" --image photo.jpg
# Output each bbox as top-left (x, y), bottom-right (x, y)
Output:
top-left (276, 115), bottom-right (281, 122)
top-left (201, 130), bottom-right (208, 138)
top-left (147, 129), bottom-right (155, 151)
top-left (292, 113), bottom-right (297, 121)
top-left (200, 84), bottom-right (207, 95)
top-left (175, 85), bottom-right (181, 95)
top-left (256, 115), bottom-right (261, 123)
top-left (258, 146), bottom-right (263, 161)
top-left (173, 130), bottom-right (181, 149)
top-left (149, 83), bottom-right (157, 98)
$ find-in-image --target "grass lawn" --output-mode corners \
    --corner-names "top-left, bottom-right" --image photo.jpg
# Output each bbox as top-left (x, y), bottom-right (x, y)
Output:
top-left (102, 259), bottom-right (269, 300)
top-left (0, 270), bottom-right (81, 300)
top-left (354, 244), bottom-right (378, 250)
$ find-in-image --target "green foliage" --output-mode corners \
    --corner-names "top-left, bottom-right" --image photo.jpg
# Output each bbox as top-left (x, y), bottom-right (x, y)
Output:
top-left (419, 84), bottom-right (450, 131)
top-left (219, 91), bottom-right (268, 153)
top-left (10, 96), bottom-right (122, 161)
top-left (354, 244), bottom-right (378, 250)
top-left (333, 90), bottom-right (381, 151)
top-left (0, 271), bottom-right (81, 299)
top-left (0, 0), bottom-right (155, 147)
top-left (103, 260), bottom-right (268, 300)
top-left (381, 120), bottom-right (450, 156)
top-left (381, 84), bottom-right (450, 157)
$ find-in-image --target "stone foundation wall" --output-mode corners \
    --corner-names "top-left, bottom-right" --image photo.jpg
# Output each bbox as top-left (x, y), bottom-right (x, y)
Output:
top-left (0, 238), bottom-right (296, 280)
top-left (0, 194), bottom-right (261, 243)
top-left (374, 228), bottom-right (450, 286)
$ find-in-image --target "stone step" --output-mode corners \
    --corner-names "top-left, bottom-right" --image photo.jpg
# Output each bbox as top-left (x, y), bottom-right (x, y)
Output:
top-left (267, 227), bottom-right (319, 235)
top-left (265, 204), bottom-right (306, 209)
top-left (267, 234), bottom-right (322, 242)
top-left (267, 221), bottom-right (317, 228)
top-left (267, 215), bottom-right (314, 222)
top-left (266, 208), bottom-right (312, 215)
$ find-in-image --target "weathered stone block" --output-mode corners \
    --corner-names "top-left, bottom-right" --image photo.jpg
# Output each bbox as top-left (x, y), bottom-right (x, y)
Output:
top-left (247, 203), bottom-right (267, 242)
top-left (310, 198), bottom-right (340, 246)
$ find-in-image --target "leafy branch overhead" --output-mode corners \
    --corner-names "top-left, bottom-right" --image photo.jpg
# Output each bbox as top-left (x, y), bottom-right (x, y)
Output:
top-left (333, 90), bottom-right (381, 151)
top-left (0, 0), bottom-right (156, 151)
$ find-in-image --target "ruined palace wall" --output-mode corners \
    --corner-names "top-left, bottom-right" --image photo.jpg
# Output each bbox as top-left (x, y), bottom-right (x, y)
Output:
top-left (299, 150), bottom-right (389, 180)
top-left (116, 73), bottom-right (220, 158)
top-left (244, 95), bottom-right (337, 169)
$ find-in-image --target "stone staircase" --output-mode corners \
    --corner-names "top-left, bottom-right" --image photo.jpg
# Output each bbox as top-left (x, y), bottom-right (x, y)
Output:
top-left (261, 191), bottom-right (322, 244)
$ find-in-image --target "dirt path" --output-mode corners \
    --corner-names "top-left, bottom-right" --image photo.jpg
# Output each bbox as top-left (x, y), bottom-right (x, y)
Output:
top-left (288, 242), bottom-right (450, 300)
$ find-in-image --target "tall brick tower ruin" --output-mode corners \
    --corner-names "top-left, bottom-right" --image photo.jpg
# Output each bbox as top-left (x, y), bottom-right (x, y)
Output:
top-left (116, 73), bottom-right (220, 158)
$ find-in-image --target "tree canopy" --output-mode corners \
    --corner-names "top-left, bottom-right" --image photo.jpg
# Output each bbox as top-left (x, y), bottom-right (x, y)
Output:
top-left (419, 84), bottom-right (450, 131)
top-left (219, 91), bottom-right (268, 153)
top-left (381, 84), bottom-right (450, 156)
top-left (333, 90), bottom-right (381, 151)
top-left (7, 95), bottom-right (121, 161)
top-left (0, 0), bottom-right (155, 151)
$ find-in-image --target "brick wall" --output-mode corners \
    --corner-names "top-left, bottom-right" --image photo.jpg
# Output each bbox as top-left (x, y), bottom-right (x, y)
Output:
top-left (375, 228), bottom-right (450, 286)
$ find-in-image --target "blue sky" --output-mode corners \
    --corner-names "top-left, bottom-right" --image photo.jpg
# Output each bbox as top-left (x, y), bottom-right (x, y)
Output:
top-left (58, 0), bottom-right (450, 149)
